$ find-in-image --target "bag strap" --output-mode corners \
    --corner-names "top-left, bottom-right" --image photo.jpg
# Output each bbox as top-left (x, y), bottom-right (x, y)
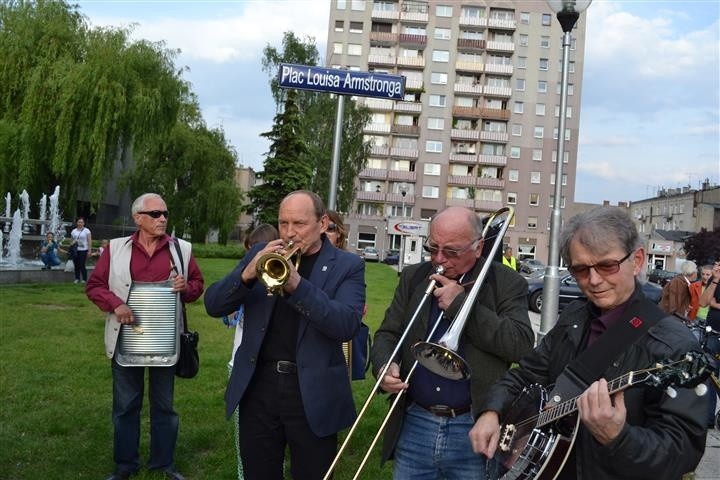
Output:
top-left (549, 297), bottom-right (664, 402)
top-left (170, 239), bottom-right (189, 334)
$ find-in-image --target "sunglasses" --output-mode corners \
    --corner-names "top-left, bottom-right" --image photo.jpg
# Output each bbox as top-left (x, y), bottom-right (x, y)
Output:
top-left (138, 210), bottom-right (169, 219)
top-left (327, 223), bottom-right (337, 232)
top-left (567, 251), bottom-right (633, 280)
top-left (423, 239), bottom-right (479, 258)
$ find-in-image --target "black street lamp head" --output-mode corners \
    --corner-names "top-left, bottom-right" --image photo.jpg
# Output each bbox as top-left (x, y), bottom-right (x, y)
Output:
top-left (546, 0), bottom-right (592, 32)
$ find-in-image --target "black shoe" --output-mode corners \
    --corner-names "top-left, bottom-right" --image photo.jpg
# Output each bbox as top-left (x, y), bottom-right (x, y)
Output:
top-left (162, 469), bottom-right (186, 480)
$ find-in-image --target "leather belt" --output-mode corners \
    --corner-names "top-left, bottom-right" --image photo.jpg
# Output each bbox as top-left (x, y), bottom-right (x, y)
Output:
top-left (265, 360), bottom-right (297, 374)
top-left (415, 402), bottom-right (471, 418)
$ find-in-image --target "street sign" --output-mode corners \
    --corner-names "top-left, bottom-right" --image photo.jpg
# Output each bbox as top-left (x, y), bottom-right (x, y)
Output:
top-left (278, 63), bottom-right (405, 100)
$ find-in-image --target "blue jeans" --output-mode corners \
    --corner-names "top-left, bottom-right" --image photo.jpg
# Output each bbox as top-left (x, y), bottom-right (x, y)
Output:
top-left (40, 252), bottom-right (61, 267)
top-left (111, 359), bottom-right (178, 474)
top-left (393, 403), bottom-right (497, 480)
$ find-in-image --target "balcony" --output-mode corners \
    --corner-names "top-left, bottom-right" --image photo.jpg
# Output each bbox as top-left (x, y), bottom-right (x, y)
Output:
top-left (399, 33), bottom-right (427, 46)
top-left (448, 175), bottom-right (476, 187)
top-left (397, 56), bottom-right (425, 68)
top-left (475, 199), bottom-right (505, 212)
top-left (368, 54), bottom-right (396, 66)
top-left (392, 124), bottom-right (420, 136)
top-left (371, 9), bottom-right (399, 21)
top-left (457, 38), bottom-right (486, 51)
top-left (483, 85), bottom-right (512, 97)
top-left (486, 41), bottom-right (515, 52)
top-left (452, 106), bottom-right (482, 118)
top-left (370, 145), bottom-right (390, 156)
top-left (451, 128), bottom-right (480, 141)
top-left (356, 191), bottom-right (386, 202)
top-left (454, 83), bottom-right (483, 95)
top-left (446, 198), bottom-right (475, 208)
top-left (477, 177), bottom-right (505, 189)
top-left (390, 147), bottom-right (419, 158)
top-left (487, 18), bottom-right (517, 30)
top-left (459, 16), bottom-right (488, 27)
top-left (387, 192), bottom-right (415, 204)
top-left (359, 168), bottom-right (388, 180)
top-left (484, 64), bottom-right (513, 75)
top-left (365, 123), bottom-right (392, 134)
top-left (449, 152), bottom-right (478, 164)
top-left (480, 107), bottom-right (511, 121)
top-left (478, 154), bottom-right (507, 166)
top-left (455, 61), bottom-right (484, 73)
top-left (370, 32), bottom-right (399, 44)
top-left (480, 131), bottom-right (509, 142)
top-left (362, 98), bottom-right (394, 111)
top-left (400, 11), bottom-right (429, 23)
top-left (395, 101), bottom-right (422, 113)
top-left (405, 78), bottom-right (423, 90)
top-left (387, 170), bottom-right (416, 182)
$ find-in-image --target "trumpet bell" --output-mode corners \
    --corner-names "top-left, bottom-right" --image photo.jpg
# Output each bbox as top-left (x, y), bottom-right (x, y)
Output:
top-left (412, 341), bottom-right (471, 380)
top-left (255, 241), bottom-right (302, 296)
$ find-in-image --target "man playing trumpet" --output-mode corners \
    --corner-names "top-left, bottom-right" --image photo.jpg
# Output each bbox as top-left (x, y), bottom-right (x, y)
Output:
top-left (371, 206), bottom-right (534, 479)
top-left (204, 190), bottom-right (366, 480)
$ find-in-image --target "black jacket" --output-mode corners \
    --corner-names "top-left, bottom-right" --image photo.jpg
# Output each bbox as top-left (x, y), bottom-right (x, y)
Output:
top-left (481, 285), bottom-right (708, 479)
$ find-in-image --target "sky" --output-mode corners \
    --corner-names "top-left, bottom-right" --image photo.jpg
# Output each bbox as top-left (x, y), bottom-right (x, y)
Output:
top-left (76, 0), bottom-right (720, 205)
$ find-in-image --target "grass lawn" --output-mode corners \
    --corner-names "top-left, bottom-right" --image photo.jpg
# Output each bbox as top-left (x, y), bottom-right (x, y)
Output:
top-left (0, 259), bottom-right (400, 479)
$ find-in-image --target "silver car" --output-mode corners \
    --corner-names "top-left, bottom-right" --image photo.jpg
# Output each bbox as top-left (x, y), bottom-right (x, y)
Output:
top-left (361, 247), bottom-right (379, 262)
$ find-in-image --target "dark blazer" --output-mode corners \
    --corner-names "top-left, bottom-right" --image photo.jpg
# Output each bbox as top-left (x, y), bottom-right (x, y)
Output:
top-left (204, 238), bottom-right (365, 437)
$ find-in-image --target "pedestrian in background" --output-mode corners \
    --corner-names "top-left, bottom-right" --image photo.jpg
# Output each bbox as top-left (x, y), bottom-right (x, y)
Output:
top-left (70, 216), bottom-right (92, 283)
top-left (502, 246), bottom-right (517, 271)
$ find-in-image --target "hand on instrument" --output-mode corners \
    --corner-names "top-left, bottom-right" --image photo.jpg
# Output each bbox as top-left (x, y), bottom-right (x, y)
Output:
top-left (171, 273), bottom-right (187, 293)
top-left (379, 362), bottom-right (407, 394)
top-left (469, 411), bottom-right (501, 458)
top-left (114, 304), bottom-right (135, 325)
top-left (577, 378), bottom-right (626, 445)
top-left (241, 239), bottom-right (286, 285)
top-left (430, 273), bottom-right (464, 311)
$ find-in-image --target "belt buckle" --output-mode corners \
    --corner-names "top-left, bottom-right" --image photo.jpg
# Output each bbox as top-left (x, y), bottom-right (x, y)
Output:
top-left (276, 361), bottom-right (295, 374)
top-left (429, 405), bottom-right (455, 417)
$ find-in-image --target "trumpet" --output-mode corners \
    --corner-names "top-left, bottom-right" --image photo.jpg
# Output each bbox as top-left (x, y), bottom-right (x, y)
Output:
top-left (255, 241), bottom-right (302, 296)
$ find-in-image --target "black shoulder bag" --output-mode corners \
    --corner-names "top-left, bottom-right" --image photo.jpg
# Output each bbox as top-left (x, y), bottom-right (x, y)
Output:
top-left (172, 240), bottom-right (199, 379)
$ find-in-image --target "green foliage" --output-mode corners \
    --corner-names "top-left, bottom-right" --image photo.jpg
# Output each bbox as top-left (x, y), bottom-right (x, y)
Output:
top-left (683, 228), bottom-right (720, 265)
top-left (191, 242), bottom-right (246, 259)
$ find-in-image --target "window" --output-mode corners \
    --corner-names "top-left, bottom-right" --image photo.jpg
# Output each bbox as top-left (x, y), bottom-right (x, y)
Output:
top-left (426, 140), bottom-right (443, 153)
top-left (335, 20), bottom-right (344, 32)
top-left (555, 106), bottom-right (573, 118)
top-left (429, 95), bottom-right (446, 107)
top-left (347, 44), bottom-right (362, 55)
top-left (513, 101), bottom-right (524, 114)
top-left (542, 13), bottom-right (552, 26)
top-left (550, 173), bottom-right (568, 185)
top-left (519, 34), bottom-right (529, 46)
top-left (351, 0), bottom-right (366, 11)
top-left (430, 72), bottom-right (448, 84)
top-left (403, 25), bottom-right (426, 35)
top-left (333, 43), bottom-right (343, 54)
top-left (435, 27), bottom-right (451, 40)
top-left (427, 117), bottom-right (444, 130)
top-left (528, 216), bottom-right (538, 229)
top-left (461, 6), bottom-right (484, 18)
top-left (422, 185), bottom-right (440, 198)
top-left (508, 169), bottom-right (519, 182)
top-left (557, 83), bottom-right (575, 95)
top-left (481, 143), bottom-right (504, 155)
top-left (507, 192), bottom-right (517, 204)
top-left (530, 171), bottom-right (541, 183)
top-left (484, 120), bottom-right (506, 132)
top-left (552, 151), bottom-right (570, 163)
top-left (337, 0), bottom-right (346, 9)
top-left (511, 124), bottom-right (522, 136)
top-left (540, 36), bottom-right (550, 48)
top-left (534, 126), bottom-right (544, 138)
top-left (515, 78), bottom-right (526, 91)
top-left (532, 149), bottom-right (542, 161)
top-left (529, 193), bottom-right (540, 206)
top-left (432, 50), bottom-right (450, 62)
top-left (349, 21), bottom-right (363, 33)
top-left (553, 128), bottom-right (571, 140)
top-left (436, 5), bottom-right (453, 17)
top-left (549, 196), bottom-right (567, 208)
top-left (520, 12), bottom-right (530, 24)
top-left (424, 163), bottom-right (441, 175)
top-left (517, 56), bottom-right (527, 69)
top-left (539, 58), bottom-right (548, 71)
top-left (559, 60), bottom-right (576, 73)
top-left (535, 103), bottom-right (545, 116)
top-left (537, 81), bottom-right (547, 93)
top-left (510, 146), bottom-right (521, 158)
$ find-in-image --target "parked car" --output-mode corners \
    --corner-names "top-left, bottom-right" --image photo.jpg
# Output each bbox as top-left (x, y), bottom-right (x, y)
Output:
top-left (518, 258), bottom-right (546, 276)
top-left (647, 268), bottom-right (676, 287)
top-left (526, 273), bottom-right (663, 313)
top-left (382, 250), bottom-right (399, 265)
top-left (361, 246), bottom-right (379, 262)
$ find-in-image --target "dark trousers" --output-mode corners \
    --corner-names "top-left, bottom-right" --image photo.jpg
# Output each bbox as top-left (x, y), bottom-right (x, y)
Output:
top-left (237, 365), bottom-right (337, 480)
top-left (74, 249), bottom-right (88, 281)
top-left (111, 359), bottom-right (178, 474)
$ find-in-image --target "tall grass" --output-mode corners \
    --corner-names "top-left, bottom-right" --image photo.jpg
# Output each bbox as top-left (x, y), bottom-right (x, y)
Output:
top-left (0, 260), bottom-right (399, 479)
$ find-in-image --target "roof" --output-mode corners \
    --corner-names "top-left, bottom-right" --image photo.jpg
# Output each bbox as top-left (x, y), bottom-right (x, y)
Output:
top-left (653, 229), bottom-right (695, 242)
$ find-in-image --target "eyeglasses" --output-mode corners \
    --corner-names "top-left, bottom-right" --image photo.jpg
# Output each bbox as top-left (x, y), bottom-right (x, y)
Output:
top-left (138, 210), bottom-right (169, 219)
top-left (327, 223), bottom-right (337, 232)
top-left (423, 239), bottom-right (479, 258)
top-left (567, 251), bottom-right (633, 279)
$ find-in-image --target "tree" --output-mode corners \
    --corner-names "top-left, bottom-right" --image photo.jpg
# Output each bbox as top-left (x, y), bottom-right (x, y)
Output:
top-left (260, 31), bottom-right (370, 213)
top-left (247, 90), bottom-right (310, 225)
top-left (683, 228), bottom-right (720, 265)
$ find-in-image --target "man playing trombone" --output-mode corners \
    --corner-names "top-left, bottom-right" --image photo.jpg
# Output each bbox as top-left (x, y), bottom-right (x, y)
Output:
top-left (204, 190), bottom-right (366, 480)
top-left (371, 206), bottom-right (534, 479)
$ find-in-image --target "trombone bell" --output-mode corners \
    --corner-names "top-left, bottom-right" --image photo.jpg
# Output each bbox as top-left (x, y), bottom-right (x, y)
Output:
top-left (411, 341), bottom-right (471, 380)
top-left (255, 241), bottom-right (302, 295)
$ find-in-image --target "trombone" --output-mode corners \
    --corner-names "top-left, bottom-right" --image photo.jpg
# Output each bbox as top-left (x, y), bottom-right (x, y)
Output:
top-left (255, 241), bottom-right (302, 296)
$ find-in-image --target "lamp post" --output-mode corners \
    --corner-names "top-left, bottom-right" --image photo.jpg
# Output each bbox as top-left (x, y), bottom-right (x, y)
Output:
top-left (539, 0), bottom-right (592, 339)
top-left (398, 183), bottom-right (408, 272)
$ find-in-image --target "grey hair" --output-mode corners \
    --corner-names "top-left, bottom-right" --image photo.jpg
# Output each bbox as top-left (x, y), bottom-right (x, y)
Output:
top-left (560, 207), bottom-right (641, 265)
top-left (680, 260), bottom-right (697, 276)
top-left (131, 193), bottom-right (163, 214)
